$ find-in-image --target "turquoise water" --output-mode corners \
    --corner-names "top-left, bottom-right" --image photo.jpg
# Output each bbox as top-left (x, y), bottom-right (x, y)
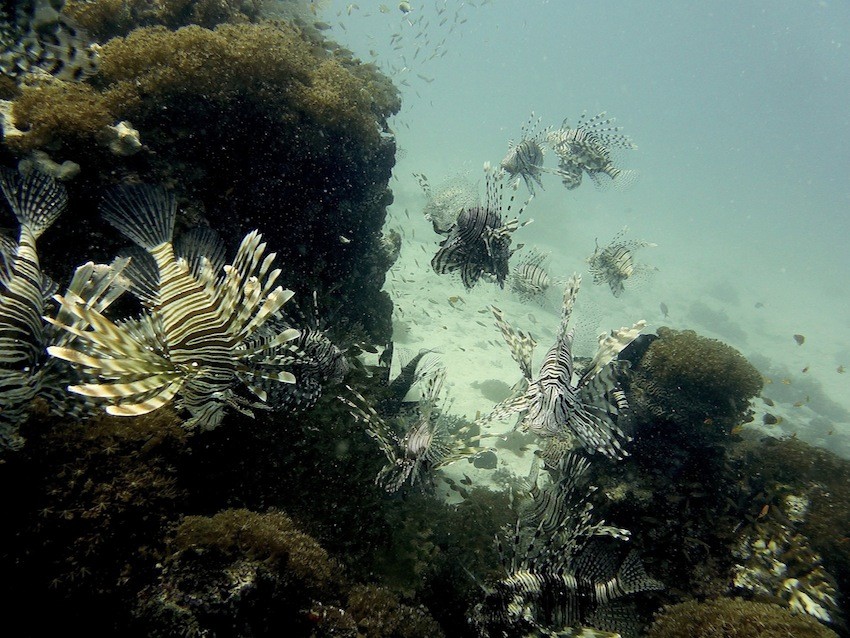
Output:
top-left (324, 0), bottom-right (850, 455)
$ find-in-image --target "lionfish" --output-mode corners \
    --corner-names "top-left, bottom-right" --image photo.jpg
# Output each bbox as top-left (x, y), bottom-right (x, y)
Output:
top-left (0, 168), bottom-right (65, 451)
top-left (586, 227), bottom-right (656, 298)
top-left (344, 367), bottom-right (489, 493)
top-left (547, 112), bottom-right (637, 191)
top-left (508, 247), bottom-right (555, 304)
top-left (431, 165), bottom-right (531, 289)
top-left (376, 347), bottom-right (441, 417)
top-left (0, 0), bottom-right (99, 81)
top-left (416, 172), bottom-right (479, 235)
top-left (500, 113), bottom-right (549, 195)
top-left (257, 292), bottom-right (350, 412)
top-left (481, 275), bottom-right (644, 460)
top-left (46, 184), bottom-right (301, 430)
top-left (470, 452), bottom-right (663, 638)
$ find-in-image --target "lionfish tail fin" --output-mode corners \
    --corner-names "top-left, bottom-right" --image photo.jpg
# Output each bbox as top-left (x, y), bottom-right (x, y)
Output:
top-left (615, 550), bottom-right (664, 596)
top-left (100, 183), bottom-right (177, 249)
top-left (0, 168), bottom-right (67, 239)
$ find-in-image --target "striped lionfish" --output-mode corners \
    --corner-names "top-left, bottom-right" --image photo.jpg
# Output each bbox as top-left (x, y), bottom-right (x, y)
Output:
top-left (586, 227), bottom-right (656, 298)
top-left (547, 112), bottom-right (637, 191)
top-left (431, 165), bottom-right (531, 289)
top-left (46, 184), bottom-right (301, 430)
top-left (258, 292), bottom-right (350, 412)
top-left (500, 113), bottom-right (550, 196)
top-left (481, 275), bottom-right (645, 460)
top-left (509, 248), bottom-right (556, 304)
top-left (344, 367), bottom-right (489, 493)
top-left (0, 0), bottom-right (99, 81)
top-left (0, 168), bottom-right (65, 451)
top-left (470, 452), bottom-right (663, 638)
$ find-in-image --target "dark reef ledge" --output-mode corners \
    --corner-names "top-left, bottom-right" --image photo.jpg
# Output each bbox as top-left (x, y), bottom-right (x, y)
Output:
top-left (1, 18), bottom-right (401, 342)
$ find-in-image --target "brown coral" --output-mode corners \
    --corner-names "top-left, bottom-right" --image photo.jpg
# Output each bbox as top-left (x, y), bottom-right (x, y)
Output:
top-left (646, 597), bottom-right (838, 638)
top-left (346, 585), bottom-right (446, 638)
top-left (631, 327), bottom-right (763, 433)
top-left (173, 508), bottom-right (338, 588)
top-left (65, 0), bottom-right (267, 40)
top-left (9, 80), bottom-right (112, 152)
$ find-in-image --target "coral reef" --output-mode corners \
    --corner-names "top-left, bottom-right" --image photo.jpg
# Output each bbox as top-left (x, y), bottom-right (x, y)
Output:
top-left (645, 598), bottom-right (839, 638)
top-left (732, 518), bottom-right (839, 624)
top-left (0, 404), bottom-right (189, 633)
top-left (135, 508), bottom-right (343, 636)
top-left (730, 437), bottom-right (850, 621)
top-left (8, 79), bottom-right (111, 152)
top-left (3, 19), bottom-right (400, 342)
top-left (65, 0), bottom-right (268, 40)
top-left (629, 327), bottom-right (763, 435)
top-left (346, 585), bottom-right (446, 638)
top-left (134, 509), bottom-right (448, 637)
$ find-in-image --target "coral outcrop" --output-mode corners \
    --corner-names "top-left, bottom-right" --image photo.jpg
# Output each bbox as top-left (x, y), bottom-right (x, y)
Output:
top-left (3, 19), bottom-right (400, 342)
top-left (629, 327), bottom-right (763, 435)
top-left (646, 598), bottom-right (839, 638)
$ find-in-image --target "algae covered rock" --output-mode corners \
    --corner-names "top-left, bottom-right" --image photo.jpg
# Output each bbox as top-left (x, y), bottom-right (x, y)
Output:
top-left (646, 597), bottom-right (838, 638)
top-left (3, 19), bottom-right (401, 342)
top-left (630, 327), bottom-right (763, 434)
top-left (134, 508), bottom-right (343, 636)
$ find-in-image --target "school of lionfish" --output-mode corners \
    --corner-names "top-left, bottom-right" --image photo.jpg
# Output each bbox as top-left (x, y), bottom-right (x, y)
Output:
top-left (0, 6), bottom-right (663, 623)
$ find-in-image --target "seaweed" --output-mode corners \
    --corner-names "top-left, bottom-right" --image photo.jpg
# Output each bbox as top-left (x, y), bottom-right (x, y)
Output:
top-left (629, 327), bottom-right (763, 435)
top-left (646, 598), bottom-right (839, 638)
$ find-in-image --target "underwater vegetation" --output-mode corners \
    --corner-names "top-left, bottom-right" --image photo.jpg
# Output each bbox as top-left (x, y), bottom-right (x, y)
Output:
top-left (629, 327), bottom-right (764, 435)
top-left (646, 598), bottom-right (839, 638)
